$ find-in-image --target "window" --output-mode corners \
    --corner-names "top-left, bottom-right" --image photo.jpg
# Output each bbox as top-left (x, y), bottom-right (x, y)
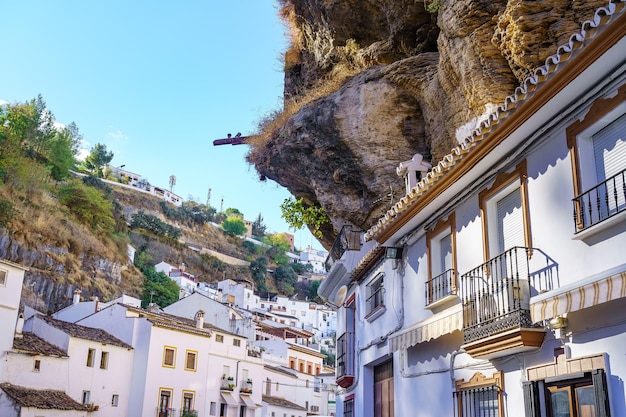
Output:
top-left (82, 390), bottom-right (91, 404)
top-left (210, 402), bottom-right (217, 416)
top-left (568, 85), bottom-right (626, 232)
top-left (365, 273), bottom-right (385, 320)
top-left (479, 161), bottom-right (531, 261)
top-left (158, 389), bottom-right (172, 417)
top-left (216, 334), bottom-right (224, 343)
top-left (163, 346), bottom-right (176, 368)
top-left (33, 359), bottom-right (40, 372)
top-left (337, 295), bottom-right (356, 388)
top-left (374, 360), bottom-right (394, 417)
top-left (182, 391), bottom-right (194, 413)
top-left (233, 338), bottom-right (241, 347)
top-left (0, 269), bottom-right (6, 286)
top-left (185, 350), bottom-right (197, 371)
top-left (111, 394), bottom-right (119, 407)
top-left (86, 348), bottom-right (95, 367)
top-left (344, 398), bottom-right (354, 417)
top-left (453, 371), bottom-right (503, 417)
top-left (523, 369), bottom-right (611, 417)
top-left (426, 214), bottom-right (457, 305)
top-left (100, 351), bottom-right (109, 369)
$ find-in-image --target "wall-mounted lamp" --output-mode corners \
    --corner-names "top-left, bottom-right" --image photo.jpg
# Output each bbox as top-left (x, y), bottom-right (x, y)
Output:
top-left (385, 247), bottom-right (403, 259)
top-left (549, 315), bottom-right (568, 330)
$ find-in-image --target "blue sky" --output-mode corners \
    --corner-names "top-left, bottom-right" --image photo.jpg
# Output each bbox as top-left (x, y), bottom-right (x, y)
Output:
top-left (0, 1), bottom-right (323, 251)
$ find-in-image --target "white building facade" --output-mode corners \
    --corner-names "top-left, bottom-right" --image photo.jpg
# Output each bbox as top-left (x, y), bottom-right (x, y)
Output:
top-left (321, 5), bottom-right (626, 417)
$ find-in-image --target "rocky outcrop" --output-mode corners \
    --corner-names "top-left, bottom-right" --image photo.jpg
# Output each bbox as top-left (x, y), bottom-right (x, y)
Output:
top-left (250, 0), bottom-right (609, 247)
top-left (0, 234), bottom-right (126, 312)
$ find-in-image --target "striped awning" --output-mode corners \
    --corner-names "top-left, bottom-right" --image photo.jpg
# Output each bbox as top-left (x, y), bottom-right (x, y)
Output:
top-left (530, 267), bottom-right (626, 322)
top-left (389, 305), bottom-right (463, 352)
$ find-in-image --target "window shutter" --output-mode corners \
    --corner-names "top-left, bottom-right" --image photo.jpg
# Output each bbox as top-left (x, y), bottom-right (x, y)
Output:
top-left (592, 369), bottom-right (611, 417)
top-left (593, 113), bottom-right (626, 181)
top-left (522, 381), bottom-right (540, 417)
top-left (497, 188), bottom-right (524, 252)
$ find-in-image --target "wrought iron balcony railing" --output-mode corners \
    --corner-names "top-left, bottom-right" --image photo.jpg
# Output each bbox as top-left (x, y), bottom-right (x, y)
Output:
top-left (460, 246), bottom-right (558, 344)
top-left (336, 331), bottom-right (355, 379)
top-left (325, 225), bottom-right (362, 271)
top-left (573, 168), bottom-right (626, 232)
top-left (425, 269), bottom-right (457, 305)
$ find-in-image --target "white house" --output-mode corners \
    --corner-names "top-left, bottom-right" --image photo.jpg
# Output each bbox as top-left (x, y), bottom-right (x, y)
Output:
top-left (320, 4), bottom-right (626, 417)
top-left (0, 260), bottom-right (28, 365)
top-left (217, 278), bottom-right (260, 311)
top-left (299, 246), bottom-right (329, 275)
top-left (78, 302), bottom-right (264, 417)
top-left (1, 313), bottom-right (134, 417)
top-left (164, 290), bottom-right (257, 342)
top-left (155, 261), bottom-right (198, 296)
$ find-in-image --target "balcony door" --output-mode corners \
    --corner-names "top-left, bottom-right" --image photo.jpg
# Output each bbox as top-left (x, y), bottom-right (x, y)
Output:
top-left (158, 389), bottom-right (172, 417)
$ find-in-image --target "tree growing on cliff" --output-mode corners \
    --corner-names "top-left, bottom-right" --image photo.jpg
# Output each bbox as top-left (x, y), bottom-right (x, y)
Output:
top-left (222, 216), bottom-right (247, 236)
top-left (280, 197), bottom-right (329, 238)
top-left (249, 256), bottom-right (268, 292)
top-left (82, 143), bottom-right (113, 177)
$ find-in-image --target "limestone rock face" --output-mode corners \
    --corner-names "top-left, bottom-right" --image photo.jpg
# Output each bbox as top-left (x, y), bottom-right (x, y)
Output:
top-left (251, 0), bottom-right (607, 248)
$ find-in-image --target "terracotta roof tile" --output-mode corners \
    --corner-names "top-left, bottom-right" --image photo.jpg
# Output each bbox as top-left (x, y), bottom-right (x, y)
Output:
top-left (0, 383), bottom-right (88, 411)
top-left (13, 332), bottom-right (68, 356)
top-left (38, 315), bottom-right (132, 349)
top-left (262, 395), bottom-right (307, 410)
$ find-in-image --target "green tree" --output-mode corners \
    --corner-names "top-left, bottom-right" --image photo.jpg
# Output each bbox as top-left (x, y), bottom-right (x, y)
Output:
top-left (141, 268), bottom-right (180, 308)
top-left (57, 179), bottom-right (115, 233)
top-left (251, 213), bottom-right (267, 237)
top-left (249, 257), bottom-right (268, 291)
top-left (280, 197), bottom-right (329, 238)
top-left (262, 233), bottom-right (291, 266)
top-left (274, 264), bottom-right (297, 295)
top-left (308, 280), bottom-right (322, 302)
top-left (83, 143), bottom-right (113, 177)
top-left (48, 123), bottom-right (80, 180)
top-left (224, 207), bottom-right (243, 218)
top-left (222, 216), bottom-right (247, 236)
top-left (130, 211), bottom-right (181, 239)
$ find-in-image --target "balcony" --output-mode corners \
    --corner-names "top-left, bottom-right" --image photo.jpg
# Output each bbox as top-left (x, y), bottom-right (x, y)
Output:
top-left (220, 376), bottom-right (235, 391)
top-left (460, 247), bottom-right (557, 359)
top-left (425, 269), bottom-right (457, 307)
top-left (573, 168), bottom-right (626, 232)
top-left (336, 331), bottom-right (355, 388)
top-left (240, 379), bottom-right (253, 394)
top-left (325, 225), bottom-right (362, 271)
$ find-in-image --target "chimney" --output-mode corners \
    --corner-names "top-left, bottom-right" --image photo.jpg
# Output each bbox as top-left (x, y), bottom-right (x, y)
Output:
top-left (72, 289), bottom-right (81, 305)
top-left (195, 310), bottom-right (205, 329)
top-left (15, 313), bottom-right (24, 338)
top-left (396, 153), bottom-right (432, 194)
top-left (217, 289), bottom-right (223, 303)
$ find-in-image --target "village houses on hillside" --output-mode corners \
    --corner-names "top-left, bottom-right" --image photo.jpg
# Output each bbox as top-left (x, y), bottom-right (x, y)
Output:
top-left (0, 258), bottom-right (337, 417)
top-left (319, 3), bottom-right (626, 417)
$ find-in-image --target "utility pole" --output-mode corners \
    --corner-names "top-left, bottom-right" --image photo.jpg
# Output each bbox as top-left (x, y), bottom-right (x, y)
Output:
top-left (206, 188), bottom-right (212, 207)
top-left (220, 196), bottom-right (224, 213)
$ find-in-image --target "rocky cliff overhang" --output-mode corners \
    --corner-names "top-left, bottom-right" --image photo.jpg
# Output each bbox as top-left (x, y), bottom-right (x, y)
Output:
top-left (249, 0), bottom-right (617, 248)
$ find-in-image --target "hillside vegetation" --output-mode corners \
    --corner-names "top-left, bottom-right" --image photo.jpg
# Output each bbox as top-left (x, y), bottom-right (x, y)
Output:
top-left (1, 97), bottom-right (315, 313)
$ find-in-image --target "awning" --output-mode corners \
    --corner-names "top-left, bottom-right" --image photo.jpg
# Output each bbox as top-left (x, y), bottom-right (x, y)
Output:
top-left (220, 392), bottom-right (239, 406)
top-left (389, 304), bottom-right (463, 352)
top-left (530, 266), bottom-right (626, 322)
top-left (240, 395), bottom-right (258, 408)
